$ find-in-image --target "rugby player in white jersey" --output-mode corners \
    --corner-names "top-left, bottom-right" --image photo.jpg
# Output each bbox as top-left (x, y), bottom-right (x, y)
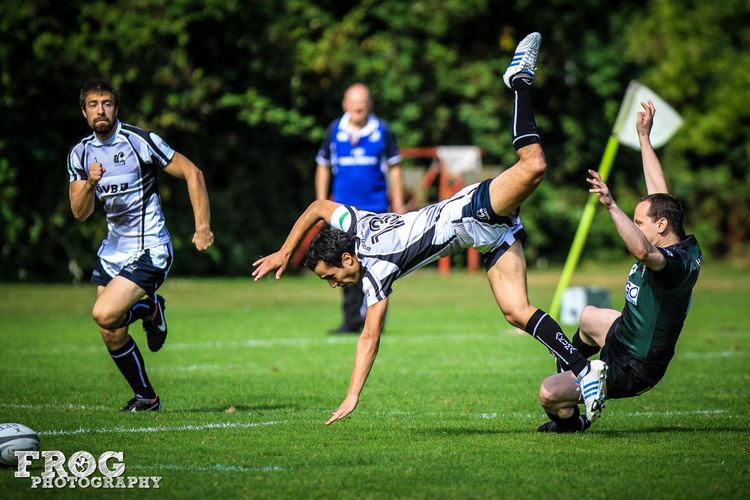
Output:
top-left (68, 80), bottom-right (213, 411)
top-left (253, 33), bottom-right (607, 426)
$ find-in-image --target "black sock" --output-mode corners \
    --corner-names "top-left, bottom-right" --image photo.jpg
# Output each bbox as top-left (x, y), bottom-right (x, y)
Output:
top-left (510, 74), bottom-right (540, 150)
top-left (546, 407), bottom-right (587, 432)
top-left (573, 329), bottom-right (601, 358)
top-left (108, 337), bottom-right (156, 399)
top-left (525, 309), bottom-right (589, 376)
top-left (115, 298), bottom-right (155, 329)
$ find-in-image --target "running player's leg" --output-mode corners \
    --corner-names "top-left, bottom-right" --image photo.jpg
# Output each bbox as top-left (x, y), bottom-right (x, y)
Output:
top-left (487, 241), bottom-right (590, 376)
top-left (92, 276), bottom-right (150, 334)
top-left (93, 279), bottom-right (159, 409)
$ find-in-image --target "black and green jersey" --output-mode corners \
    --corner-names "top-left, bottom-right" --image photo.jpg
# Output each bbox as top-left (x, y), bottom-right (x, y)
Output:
top-left (616, 235), bottom-right (702, 365)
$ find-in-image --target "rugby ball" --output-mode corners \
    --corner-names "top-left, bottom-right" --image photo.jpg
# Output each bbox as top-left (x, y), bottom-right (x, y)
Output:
top-left (0, 423), bottom-right (40, 467)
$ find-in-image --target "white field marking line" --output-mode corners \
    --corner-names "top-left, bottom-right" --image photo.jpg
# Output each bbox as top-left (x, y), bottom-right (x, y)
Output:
top-left (151, 362), bottom-right (259, 372)
top-left (475, 409), bottom-right (730, 419)
top-left (0, 402), bottom-right (110, 411)
top-left (38, 420), bottom-right (281, 437)
top-left (128, 464), bottom-right (285, 473)
top-left (14, 332), bottom-right (500, 356)
top-left (681, 350), bottom-right (749, 359)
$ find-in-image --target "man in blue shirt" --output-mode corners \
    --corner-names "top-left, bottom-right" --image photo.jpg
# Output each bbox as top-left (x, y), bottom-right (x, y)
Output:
top-left (315, 83), bottom-right (405, 333)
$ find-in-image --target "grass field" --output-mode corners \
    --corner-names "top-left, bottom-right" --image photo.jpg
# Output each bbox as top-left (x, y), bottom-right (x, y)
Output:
top-left (1, 262), bottom-right (748, 498)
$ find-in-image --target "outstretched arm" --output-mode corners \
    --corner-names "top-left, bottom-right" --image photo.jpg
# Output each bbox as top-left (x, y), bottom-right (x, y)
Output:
top-left (163, 152), bottom-right (214, 251)
top-left (252, 199), bottom-right (342, 281)
top-left (636, 101), bottom-right (669, 194)
top-left (587, 169), bottom-right (666, 271)
top-left (325, 298), bottom-right (388, 426)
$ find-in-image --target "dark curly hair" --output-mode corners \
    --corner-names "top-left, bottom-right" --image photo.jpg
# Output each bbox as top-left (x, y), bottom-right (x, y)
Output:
top-left (304, 226), bottom-right (356, 271)
top-left (639, 193), bottom-right (686, 239)
top-left (79, 80), bottom-right (119, 109)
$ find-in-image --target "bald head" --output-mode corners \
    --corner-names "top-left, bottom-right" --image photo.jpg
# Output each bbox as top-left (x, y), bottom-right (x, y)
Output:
top-left (342, 83), bottom-right (372, 127)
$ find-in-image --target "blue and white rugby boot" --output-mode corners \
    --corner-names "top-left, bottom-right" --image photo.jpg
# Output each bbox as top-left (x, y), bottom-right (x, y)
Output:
top-left (503, 32), bottom-right (541, 88)
top-left (578, 359), bottom-right (607, 422)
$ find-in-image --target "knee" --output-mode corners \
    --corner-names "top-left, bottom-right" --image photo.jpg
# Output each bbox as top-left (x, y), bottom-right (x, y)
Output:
top-left (538, 380), bottom-right (558, 409)
top-left (519, 147), bottom-right (547, 184)
top-left (579, 306), bottom-right (597, 333)
top-left (91, 303), bottom-right (121, 330)
top-left (501, 304), bottom-right (534, 330)
top-left (502, 309), bottom-right (526, 330)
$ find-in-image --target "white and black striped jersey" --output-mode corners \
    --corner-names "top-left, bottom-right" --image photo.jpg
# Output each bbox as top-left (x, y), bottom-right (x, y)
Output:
top-left (67, 121), bottom-right (174, 253)
top-left (335, 182), bottom-right (524, 307)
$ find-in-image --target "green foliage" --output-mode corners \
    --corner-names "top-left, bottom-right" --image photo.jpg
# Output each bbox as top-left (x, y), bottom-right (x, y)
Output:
top-left (0, 0), bottom-right (745, 281)
top-left (622, 0), bottom-right (750, 257)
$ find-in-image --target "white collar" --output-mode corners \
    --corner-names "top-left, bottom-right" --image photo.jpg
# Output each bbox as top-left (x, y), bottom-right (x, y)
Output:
top-left (92, 120), bottom-right (121, 146)
top-left (339, 113), bottom-right (379, 138)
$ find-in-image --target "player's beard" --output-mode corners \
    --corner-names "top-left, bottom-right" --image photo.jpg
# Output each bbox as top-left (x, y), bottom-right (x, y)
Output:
top-left (92, 117), bottom-right (115, 135)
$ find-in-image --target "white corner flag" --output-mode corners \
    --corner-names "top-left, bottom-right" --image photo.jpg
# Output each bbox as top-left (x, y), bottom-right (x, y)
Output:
top-left (612, 80), bottom-right (684, 150)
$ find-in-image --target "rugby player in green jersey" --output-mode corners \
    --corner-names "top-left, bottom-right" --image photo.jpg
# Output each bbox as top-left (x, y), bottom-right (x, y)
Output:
top-left (536, 101), bottom-right (702, 433)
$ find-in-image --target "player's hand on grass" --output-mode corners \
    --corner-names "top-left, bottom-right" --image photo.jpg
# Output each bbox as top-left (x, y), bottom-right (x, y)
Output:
top-left (587, 169), bottom-right (615, 209)
top-left (87, 162), bottom-right (106, 187)
top-left (192, 228), bottom-right (214, 251)
top-left (252, 251), bottom-right (289, 281)
top-left (636, 100), bottom-right (655, 138)
top-left (325, 395), bottom-right (359, 426)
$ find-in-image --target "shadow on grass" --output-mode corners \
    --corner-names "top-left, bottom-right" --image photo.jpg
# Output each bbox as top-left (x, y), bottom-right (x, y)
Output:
top-left (166, 404), bottom-right (296, 413)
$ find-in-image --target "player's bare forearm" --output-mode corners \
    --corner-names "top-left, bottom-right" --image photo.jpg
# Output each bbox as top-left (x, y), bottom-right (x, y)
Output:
top-left (608, 203), bottom-right (665, 270)
top-left (639, 136), bottom-right (669, 194)
top-left (164, 152), bottom-right (213, 251)
top-left (69, 181), bottom-right (96, 221)
top-left (280, 200), bottom-right (340, 256)
top-left (636, 101), bottom-right (669, 194)
top-left (186, 166), bottom-right (213, 250)
top-left (252, 199), bottom-right (340, 281)
top-left (325, 299), bottom-right (387, 426)
top-left (388, 165), bottom-right (406, 214)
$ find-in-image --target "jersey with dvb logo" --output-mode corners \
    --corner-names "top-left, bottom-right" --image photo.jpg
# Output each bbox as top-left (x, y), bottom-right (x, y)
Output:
top-left (617, 235), bottom-right (702, 364)
top-left (67, 121), bottom-right (174, 252)
top-left (333, 182), bottom-right (523, 308)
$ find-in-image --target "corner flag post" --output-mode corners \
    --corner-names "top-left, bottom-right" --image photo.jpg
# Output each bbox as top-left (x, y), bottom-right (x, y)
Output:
top-left (548, 135), bottom-right (619, 320)
top-left (549, 81), bottom-right (683, 321)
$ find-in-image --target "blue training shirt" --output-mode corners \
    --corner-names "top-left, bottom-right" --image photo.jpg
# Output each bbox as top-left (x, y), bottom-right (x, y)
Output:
top-left (315, 113), bottom-right (400, 213)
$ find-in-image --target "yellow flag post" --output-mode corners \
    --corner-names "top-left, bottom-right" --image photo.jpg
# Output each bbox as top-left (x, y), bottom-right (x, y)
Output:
top-left (548, 135), bottom-right (619, 320)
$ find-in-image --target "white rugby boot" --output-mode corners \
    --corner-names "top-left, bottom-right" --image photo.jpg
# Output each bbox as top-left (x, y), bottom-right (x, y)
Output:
top-left (502, 32), bottom-right (541, 88)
